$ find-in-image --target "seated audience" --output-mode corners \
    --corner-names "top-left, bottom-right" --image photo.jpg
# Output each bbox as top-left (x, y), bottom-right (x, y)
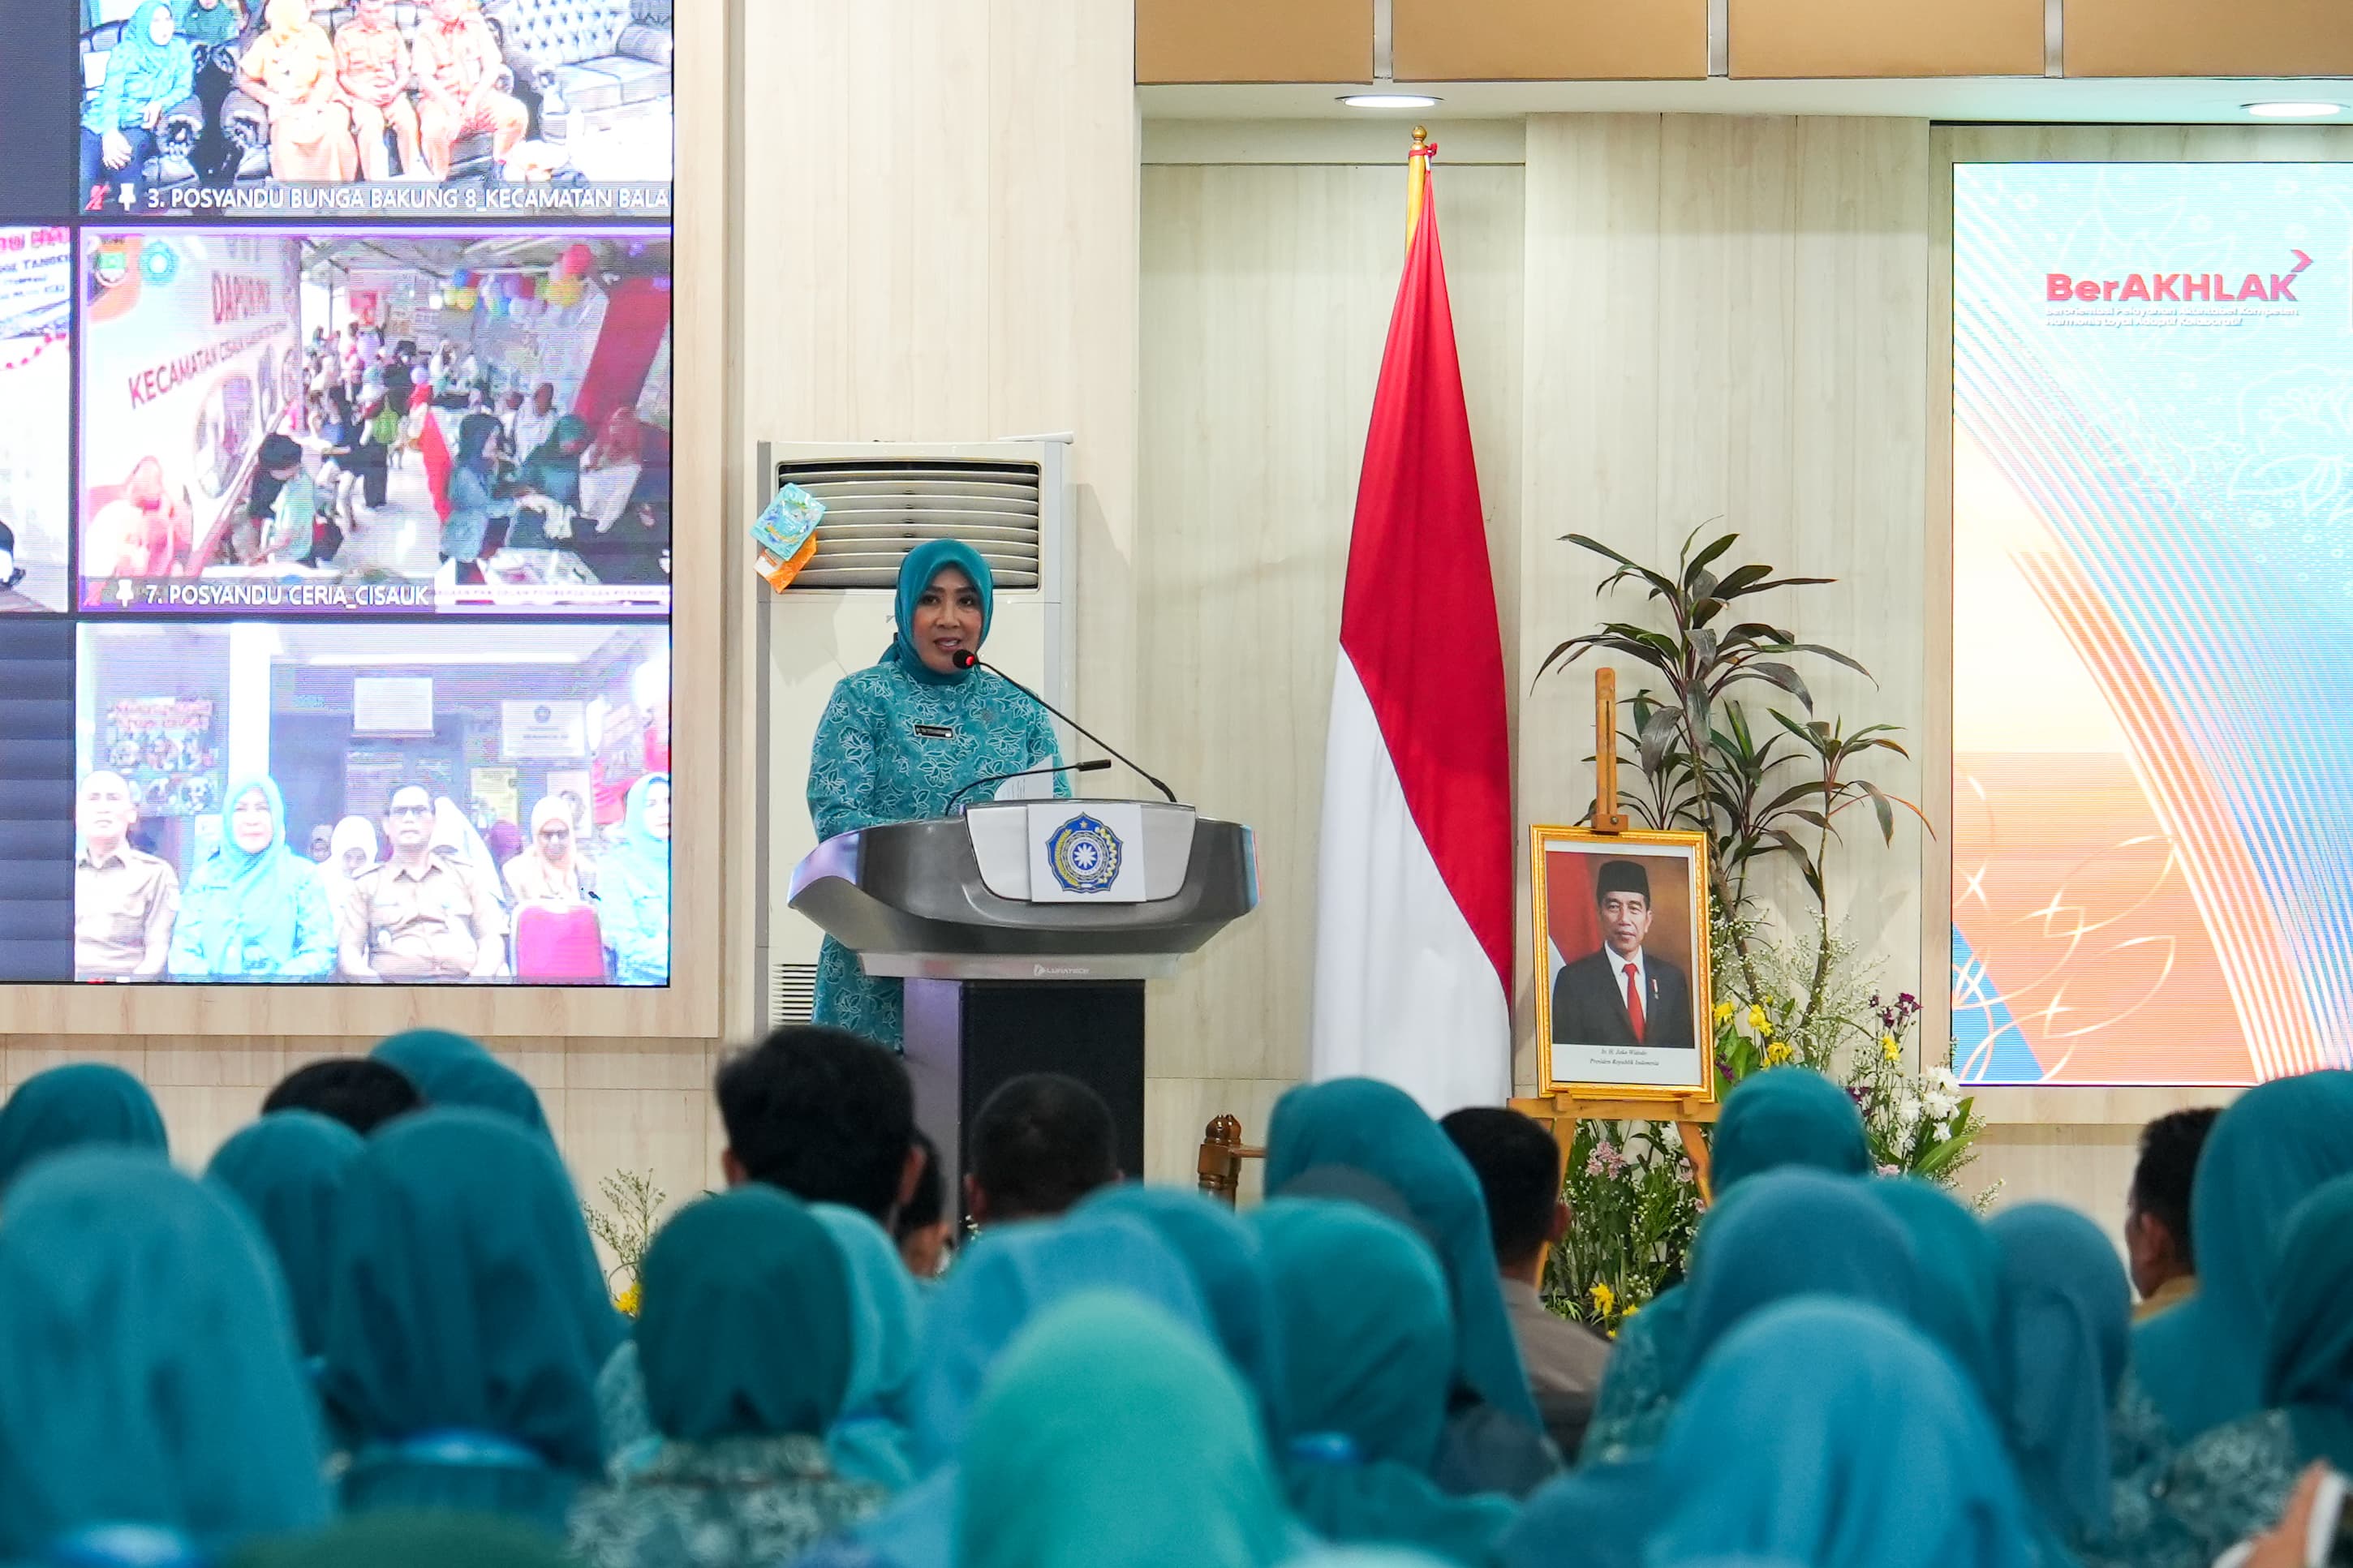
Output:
top-left (370, 1027), bottom-right (549, 1136)
top-left (1252, 1198), bottom-right (1516, 1565)
top-left (1443, 1106), bottom-right (1612, 1460)
top-left (0, 1062), bottom-right (169, 1192)
top-left (812, 1204), bottom-right (927, 1492)
top-left (895, 1127), bottom-right (953, 1279)
top-left (570, 1188), bottom-right (888, 1568)
top-left (321, 1110), bottom-right (621, 1532)
top-left (413, 0), bottom-right (530, 179)
top-left (2133, 1069), bottom-right (2353, 1446)
top-left (239, 0), bottom-right (357, 184)
top-left (261, 1055), bottom-right (424, 1135)
top-left (1265, 1077), bottom-right (1558, 1497)
top-left (713, 1025), bottom-right (918, 1225)
top-left (0, 1153), bottom-right (329, 1562)
top-left (206, 1110), bottom-right (367, 1360)
top-left (2126, 1105), bottom-right (2220, 1321)
top-left (1585, 1065), bottom-right (1872, 1461)
top-left (505, 795), bottom-right (600, 905)
top-left (966, 1072), bottom-right (1121, 1227)
top-left (953, 1295), bottom-right (1296, 1568)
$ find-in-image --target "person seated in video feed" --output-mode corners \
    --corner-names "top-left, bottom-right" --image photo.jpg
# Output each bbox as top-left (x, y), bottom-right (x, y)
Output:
top-left (82, 1), bottom-right (195, 213)
top-left (173, 0), bottom-right (246, 185)
top-left (169, 775), bottom-right (338, 981)
top-left (239, 0), bottom-right (358, 183)
top-left (234, 434), bottom-right (320, 566)
top-left (88, 458), bottom-right (192, 581)
top-left (334, 0), bottom-right (422, 183)
top-left (510, 382), bottom-right (561, 464)
top-left (342, 784), bottom-right (509, 981)
top-left (439, 413), bottom-right (512, 567)
top-left (576, 408), bottom-right (648, 530)
top-left (75, 771), bottom-right (180, 981)
top-left (600, 773), bottom-right (670, 986)
top-left (414, 0), bottom-right (529, 181)
top-left (503, 797), bottom-right (597, 906)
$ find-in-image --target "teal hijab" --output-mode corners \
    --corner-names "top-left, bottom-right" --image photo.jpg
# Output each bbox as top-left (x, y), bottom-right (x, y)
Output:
top-left (0, 1063), bottom-right (167, 1192)
top-left (638, 1187), bottom-right (853, 1441)
top-left (205, 1111), bottom-right (367, 1357)
top-left (230, 1511), bottom-right (576, 1568)
top-left (1868, 1177), bottom-right (2007, 1411)
top-left (1708, 1068), bottom-right (1873, 1192)
top-left (1265, 1078), bottom-right (1541, 1428)
top-left (0, 1152), bottom-right (329, 1560)
top-left (1252, 1198), bottom-right (1516, 1566)
top-left (814, 1203), bottom-right (927, 1489)
top-left (1646, 1300), bottom-right (2041, 1568)
top-left (910, 1210), bottom-right (1208, 1471)
top-left (888, 539), bottom-right (995, 685)
top-left (2136, 1069), bottom-right (2353, 1443)
top-left (2262, 1172), bottom-right (2353, 1472)
top-left (320, 1110), bottom-right (615, 1530)
top-left (1080, 1184), bottom-right (1287, 1438)
top-left (1675, 1168), bottom-right (1918, 1387)
top-left (187, 776), bottom-right (318, 973)
top-left (1985, 1203), bottom-right (2131, 1546)
top-left (369, 1029), bottom-right (551, 1138)
top-left (604, 771), bottom-right (672, 889)
top-left (955, 1293), bottom-right (1296, 1568)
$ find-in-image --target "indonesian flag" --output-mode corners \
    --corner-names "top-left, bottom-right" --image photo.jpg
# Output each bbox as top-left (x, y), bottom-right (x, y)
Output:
top-left (1309, 148), bottom-right (1513, 1113)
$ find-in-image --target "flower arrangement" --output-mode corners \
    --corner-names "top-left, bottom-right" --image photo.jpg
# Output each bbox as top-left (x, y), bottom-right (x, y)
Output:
top-left (585, 1169), bottom-right (666, 1316)
top-left (1538, 529), bottom-right (1987, 1331)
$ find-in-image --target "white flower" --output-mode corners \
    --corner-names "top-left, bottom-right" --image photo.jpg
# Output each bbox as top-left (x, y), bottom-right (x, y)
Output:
top-left (1895, 1095), bottom-right (1923, 1128)
top-left (1660, 1122), bottom-right (1684, 1149)
top-left (1922, 1091), bottom-right (1958, 1122)
top-left (1933, 1119), bottom-right (1954, 1143)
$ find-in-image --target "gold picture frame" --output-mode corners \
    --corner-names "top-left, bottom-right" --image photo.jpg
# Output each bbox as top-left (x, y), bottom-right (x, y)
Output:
top-left (1531, 824), bottom-right (1717, 1105)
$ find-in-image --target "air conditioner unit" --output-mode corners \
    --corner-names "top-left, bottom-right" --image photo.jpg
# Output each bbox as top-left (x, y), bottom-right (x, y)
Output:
top-left (755, 440), bottom-right (1074, 1028)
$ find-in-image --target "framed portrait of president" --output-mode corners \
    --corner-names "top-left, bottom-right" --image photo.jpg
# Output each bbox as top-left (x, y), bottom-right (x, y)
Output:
top-left (1531, 826), bottom-right (1715, 1102)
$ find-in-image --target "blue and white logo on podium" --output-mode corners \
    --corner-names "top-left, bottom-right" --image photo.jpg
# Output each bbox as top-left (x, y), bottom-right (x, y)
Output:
top-left (1047, 814), bottom-right (1125, 894)
top-left (1026, 801), bottom-right (1150, 904)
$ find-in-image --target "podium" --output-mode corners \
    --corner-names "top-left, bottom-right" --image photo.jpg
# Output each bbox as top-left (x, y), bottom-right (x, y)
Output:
top-left (789, 801), bottom-right (1256, 1223)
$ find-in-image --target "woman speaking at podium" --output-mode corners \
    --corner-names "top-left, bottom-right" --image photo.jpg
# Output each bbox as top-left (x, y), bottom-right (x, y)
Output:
top-left (807, 539), bottom-right (1066, 1047)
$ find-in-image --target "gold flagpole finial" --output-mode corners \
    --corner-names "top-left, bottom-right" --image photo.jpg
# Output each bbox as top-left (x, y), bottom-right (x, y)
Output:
top-left (1405, 127), bottom-right (1435, 242)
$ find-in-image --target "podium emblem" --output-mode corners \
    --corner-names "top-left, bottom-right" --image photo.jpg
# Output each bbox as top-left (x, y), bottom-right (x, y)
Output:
top-left (1047, 814), bottom-right (1125, 895)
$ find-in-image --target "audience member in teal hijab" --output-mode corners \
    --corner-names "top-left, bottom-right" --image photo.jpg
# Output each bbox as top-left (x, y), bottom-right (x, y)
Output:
top-left (2133, 1069), bottom-right (2353, 1446)
top-left (1587, 1067), bottom-right (1873, 1460)
top-left (600, 772), bottom-right (672, 987)
top-left (1985, 1204), bottom-right (2132, 1556)
top-left (234, 1511), bottom-right (578, 1568)
top-left (370, 1027), bottom-right (553, 1137)
top-left (1868, 1176), bottom-right (2007, 1411)
top-left (321, 1109), bottom-right (617, 1533)
top-left (1080, 1184), bottom-right (1287, 1439)
top-left (1265, 1078), bottom-right (1550, 1497)
top-left (168, 775), bottom-right (338, 978)
top-left (2151, 1171), bottom-right (2353, 1566)
top-left (1252, 1198), bottom-right (1515, 1566)
top-left (815, 1201), bottom-right (928, 1491)
top-left (206, 1110), bottom-right (367, 1358)
top-left (956, 1293), bottom-right (1300, 1568)
top-left (1499, 1458), bottom-right (1663, 1568)
top-left (570, 1188), bottom-right (888, 1568)
top-left (1647, 1300), bottom-right (2041, 1568)
top-left (0, 1152), bottom-right (328, 1562)
top-left (0, 1061), bottom-right (167, 1192)
top-left (815, 1211), bottom-right (1211, 1568)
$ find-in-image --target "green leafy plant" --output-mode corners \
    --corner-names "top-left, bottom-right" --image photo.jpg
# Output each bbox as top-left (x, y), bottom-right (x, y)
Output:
top-left (585, 1170), bottom-right (667, 1314)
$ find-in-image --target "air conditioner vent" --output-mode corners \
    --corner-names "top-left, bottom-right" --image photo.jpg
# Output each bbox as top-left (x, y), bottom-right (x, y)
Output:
top-left (768, 961), bottom-right (818, 1028)
top-left (774, 459), bottom-right (1042, 589)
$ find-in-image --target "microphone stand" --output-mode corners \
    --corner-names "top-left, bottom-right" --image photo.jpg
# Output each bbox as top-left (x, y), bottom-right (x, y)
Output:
top-left (944, 758), bottom-right (1112, 814)
top-left (956, 652), bottom-right (1178, 802)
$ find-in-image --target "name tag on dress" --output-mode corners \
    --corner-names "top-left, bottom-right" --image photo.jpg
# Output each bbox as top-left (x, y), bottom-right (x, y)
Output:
top-left (910, 723), bottom-right (955, 739)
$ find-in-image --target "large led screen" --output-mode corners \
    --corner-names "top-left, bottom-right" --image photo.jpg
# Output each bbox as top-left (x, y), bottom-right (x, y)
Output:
top-left (1952, 162), bottom-right (2353, 1085)
top-left (0, 226), bottom-right (72, 612)
top-left (73, 619), bottom-right (669, 984)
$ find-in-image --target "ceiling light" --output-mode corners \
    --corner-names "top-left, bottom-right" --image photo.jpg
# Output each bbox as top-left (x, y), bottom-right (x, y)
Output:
top-left (2243, 101), bottom-right (2347, 118)
top-left (1338, 93), bottom-right (1440, 110)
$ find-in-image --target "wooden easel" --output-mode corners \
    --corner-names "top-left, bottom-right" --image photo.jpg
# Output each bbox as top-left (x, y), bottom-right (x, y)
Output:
top-left (1508, 667), bottom-right (1719, 1201)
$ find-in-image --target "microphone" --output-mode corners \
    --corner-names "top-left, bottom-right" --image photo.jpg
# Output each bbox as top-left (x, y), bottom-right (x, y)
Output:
top-left (953, 651), bottom-right (1178, 802)
top-left (944, 758), bottom-right (1111, 814)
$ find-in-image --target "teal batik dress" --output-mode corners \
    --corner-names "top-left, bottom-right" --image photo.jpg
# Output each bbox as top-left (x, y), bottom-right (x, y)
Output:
top-left (807, 657), bottom-right (1065, 1048)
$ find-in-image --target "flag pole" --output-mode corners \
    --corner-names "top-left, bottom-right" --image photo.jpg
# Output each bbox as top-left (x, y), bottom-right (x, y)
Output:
top-left (1405, 125), bottom-right (1434, 242)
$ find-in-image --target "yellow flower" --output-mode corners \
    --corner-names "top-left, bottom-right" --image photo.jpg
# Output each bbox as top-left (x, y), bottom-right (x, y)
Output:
top-left (1713, 1000), bottom-right (1734, 1025)
top-left (1762, 1039), bottom-right (1795, 1067)
top-left (1881, 1033), bottom-right (1902, 1063)
top-left (1745, 1004), bottom-right (1769, 1032)
top-left (1588, 1282), bottom-right (1615, 1317)
top-left (614, 1280), bottom-right (641, 1317)
top-left (1622, 1303), bottom-right (1640, 1319)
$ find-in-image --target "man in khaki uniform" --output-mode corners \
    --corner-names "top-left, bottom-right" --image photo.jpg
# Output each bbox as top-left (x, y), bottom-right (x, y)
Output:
top-left (341, 784), bottom-right (506, 979)
top-left (73, 770), bottom-right (178, 979)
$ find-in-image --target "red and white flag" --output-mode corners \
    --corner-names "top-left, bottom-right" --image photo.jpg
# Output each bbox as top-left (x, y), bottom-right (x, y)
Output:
top-left (1310, 148), bottom-right (1513, 1113)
